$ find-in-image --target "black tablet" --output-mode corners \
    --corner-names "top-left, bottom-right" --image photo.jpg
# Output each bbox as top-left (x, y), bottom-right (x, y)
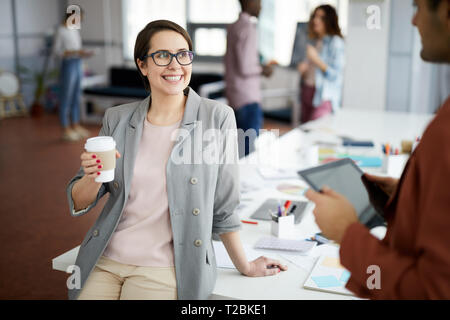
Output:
top-left (298, 158), bottom-right (386, 228)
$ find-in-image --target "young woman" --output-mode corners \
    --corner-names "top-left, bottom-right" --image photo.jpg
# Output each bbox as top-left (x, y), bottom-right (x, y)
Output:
top-left (53, 9), bottom-right (93, 141)
top-left (66, 20), bottom-right (287, 300)
top-left (297, 5), bottom-right (345, 123)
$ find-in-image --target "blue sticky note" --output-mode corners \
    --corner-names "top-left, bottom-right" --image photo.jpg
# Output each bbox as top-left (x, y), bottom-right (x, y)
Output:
top-left (311, 275), bottom-right (342, 288)
top-left (340, 270), bottom-right (351, 283)
top-left (349, 156), bottom-right (382, 168)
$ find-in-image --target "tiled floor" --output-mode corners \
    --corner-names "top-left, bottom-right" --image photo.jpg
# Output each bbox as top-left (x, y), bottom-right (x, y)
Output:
top-left (0, 111), bottom-right (292, 299)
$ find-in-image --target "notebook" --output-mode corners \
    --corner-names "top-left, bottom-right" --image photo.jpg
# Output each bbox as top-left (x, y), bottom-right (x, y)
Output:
top-left (303, 245), bottom-right (354, 296)
top-left (254, 236), bottom-right (316, 253)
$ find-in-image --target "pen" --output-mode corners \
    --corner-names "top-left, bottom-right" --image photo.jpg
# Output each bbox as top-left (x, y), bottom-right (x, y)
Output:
top-left (277, 204), bottom-right (282, 217)
top-left (283, 200), bottom-right (292, 216)
top-left (385, 143), bottom-right (390, 156)
top-left (241, 220), bottom-right (258, 225)
top-left (288, 205), bottom-right (297, 214)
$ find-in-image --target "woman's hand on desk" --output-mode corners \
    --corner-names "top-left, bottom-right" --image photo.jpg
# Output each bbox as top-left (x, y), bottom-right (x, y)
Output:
top-left (243, 256), bottom-right (288, 277)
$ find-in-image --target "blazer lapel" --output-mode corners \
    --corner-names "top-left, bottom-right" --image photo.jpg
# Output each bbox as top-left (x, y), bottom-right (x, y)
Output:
top-left (171, 87), bottom-right (201, 152)
top-left (123, 95), bottom-right (150, 199)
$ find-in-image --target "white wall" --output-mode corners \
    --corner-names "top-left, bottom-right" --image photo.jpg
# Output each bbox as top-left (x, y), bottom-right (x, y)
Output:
top-left (342, 0), bottom-right (391, 111)
top-left (0, 0), bottom-right (15, 72)
top-left (6, 0), bottom-right (62, 106)
top-left (76, 0), bottom-right (123, 77)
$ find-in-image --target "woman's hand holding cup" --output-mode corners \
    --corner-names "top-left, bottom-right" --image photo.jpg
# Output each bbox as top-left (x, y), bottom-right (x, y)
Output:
top-left (80, 150), bottom-right (121, 181)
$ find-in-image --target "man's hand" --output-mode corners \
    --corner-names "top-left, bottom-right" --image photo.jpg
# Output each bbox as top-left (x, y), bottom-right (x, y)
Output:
top-left (364, 173), bottom-right (399, 197)
top-left (305, 186), bottom-right (359, 244)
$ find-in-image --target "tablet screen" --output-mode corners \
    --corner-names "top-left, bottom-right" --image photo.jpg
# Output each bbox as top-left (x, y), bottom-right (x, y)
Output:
top-left (298, 158), bottom-right (384, 226)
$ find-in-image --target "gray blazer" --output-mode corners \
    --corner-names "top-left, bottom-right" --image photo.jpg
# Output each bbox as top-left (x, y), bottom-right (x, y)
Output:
top-left (66, 88), bottom-right (242, 300)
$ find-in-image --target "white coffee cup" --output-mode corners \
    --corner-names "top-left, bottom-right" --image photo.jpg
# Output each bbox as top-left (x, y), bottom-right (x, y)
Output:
top-left (85, 136), bottom-right (116, 183)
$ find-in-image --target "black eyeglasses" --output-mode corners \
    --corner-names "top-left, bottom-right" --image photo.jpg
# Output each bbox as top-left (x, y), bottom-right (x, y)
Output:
top-left (141, 50), bottom-right (195, 66)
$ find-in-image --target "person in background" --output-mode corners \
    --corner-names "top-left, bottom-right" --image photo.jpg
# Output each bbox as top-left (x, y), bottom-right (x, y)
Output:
top-left (297, 4), bottom-right (345, 123)
top-left (53, 8), bottom-right (93, 141)
top-left (224, 0), bottom-right (274, 157)
top-left (305, 0), bottom-right (450, 299)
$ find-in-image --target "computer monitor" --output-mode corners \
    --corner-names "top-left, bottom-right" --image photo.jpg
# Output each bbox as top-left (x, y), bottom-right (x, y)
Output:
top-left (289, 22), bottom-right (309, 68)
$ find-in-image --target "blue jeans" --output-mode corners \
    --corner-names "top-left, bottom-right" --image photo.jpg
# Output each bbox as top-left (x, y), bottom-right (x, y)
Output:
top-left (235, 102), bottom-right (263, 157)
top-left (59, 58), bottom-right (82, 128)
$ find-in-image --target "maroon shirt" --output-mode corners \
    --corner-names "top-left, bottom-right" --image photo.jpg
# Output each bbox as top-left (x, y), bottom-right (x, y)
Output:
top-left (340, 96), bottom-right (450, 299)
top-left (224, 12), bottom-right (262, 109)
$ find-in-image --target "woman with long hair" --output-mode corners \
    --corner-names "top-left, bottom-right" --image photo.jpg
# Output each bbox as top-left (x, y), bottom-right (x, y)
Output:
top-left (297, 4), bottom-right (345, 123)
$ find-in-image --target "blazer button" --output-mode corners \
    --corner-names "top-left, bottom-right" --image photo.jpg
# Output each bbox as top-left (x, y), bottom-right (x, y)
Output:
top-left (192, 208), bottom-right (200, 216)
top-left (190, 177), bottom-right (198, 185)
top-left (194, 239), bottom-right (202, 247)
top-left (93, 229), bottom-right (99, 237)
top-left (113, 181), bottom-right (119, 189)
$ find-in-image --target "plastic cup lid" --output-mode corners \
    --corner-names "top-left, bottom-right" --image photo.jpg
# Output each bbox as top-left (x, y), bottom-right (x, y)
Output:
top-left (85, 136), bottom-right (116, 152)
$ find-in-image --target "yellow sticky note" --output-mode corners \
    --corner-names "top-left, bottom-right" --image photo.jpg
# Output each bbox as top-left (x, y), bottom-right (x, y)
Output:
top-left (321, 257), bottom-right (343, 269)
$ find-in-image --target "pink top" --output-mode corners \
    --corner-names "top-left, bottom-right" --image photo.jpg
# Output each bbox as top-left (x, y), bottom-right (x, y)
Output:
top-left (103, 117), bottom-right (181, 267)
top-left (224, 12), bottom-right (262, 109)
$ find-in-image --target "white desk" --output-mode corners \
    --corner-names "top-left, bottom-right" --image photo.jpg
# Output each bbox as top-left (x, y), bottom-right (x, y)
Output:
top-left (53, 108), bottom-right (434, 299)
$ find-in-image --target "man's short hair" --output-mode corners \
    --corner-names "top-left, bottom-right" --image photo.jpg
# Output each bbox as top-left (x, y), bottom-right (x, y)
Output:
top-left (239, 0), bottom-right (251, 9)
top-left (427, 0), bottom-right (443, 11)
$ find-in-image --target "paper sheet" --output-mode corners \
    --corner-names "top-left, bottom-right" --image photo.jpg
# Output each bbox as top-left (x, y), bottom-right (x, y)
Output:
top-left (303, 244), bottom-right (354, 296)
top-left (254, 236), bottom-right (316, 253)
top-left (279, 253), bottom-right (318, 273)
top-left (212, 240), bottom-right (262, 269)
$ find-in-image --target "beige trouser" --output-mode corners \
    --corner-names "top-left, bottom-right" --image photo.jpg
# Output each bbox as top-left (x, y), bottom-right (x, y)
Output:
top-left (77, 255), bottom-right (177, 300)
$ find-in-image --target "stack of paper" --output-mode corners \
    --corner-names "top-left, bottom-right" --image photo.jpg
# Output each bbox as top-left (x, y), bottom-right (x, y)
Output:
top-left (254, 236), bottom-right (316, 253)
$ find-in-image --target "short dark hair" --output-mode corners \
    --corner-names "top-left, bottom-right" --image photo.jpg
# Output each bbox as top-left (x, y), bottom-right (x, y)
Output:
top-left (427, 0), bottom-right (443, 10)
top-left (134, 20), bottom-right (193, 91)
top-left (308, 5), bottom-right (343, 40)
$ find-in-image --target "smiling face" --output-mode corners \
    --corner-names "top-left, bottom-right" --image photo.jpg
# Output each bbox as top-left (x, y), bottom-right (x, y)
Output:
top-left (137, 30), bottom-right (192, 96)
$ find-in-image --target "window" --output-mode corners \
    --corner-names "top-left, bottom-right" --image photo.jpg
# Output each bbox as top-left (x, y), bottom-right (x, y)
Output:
top-left (187, 0), bottom-right (240, 61)
top-left (188, 0), bottom-right (240, 23)
top-left (259, 0), bottom-right (348, 66)
top-left (122, 0), bottom-right (186, 61)
top-left (122, 0), bottom-right (348, 64)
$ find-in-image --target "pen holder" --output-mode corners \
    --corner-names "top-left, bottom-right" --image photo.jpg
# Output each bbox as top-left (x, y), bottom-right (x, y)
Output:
top-left (271, 214), bottom-right (295, 239)
top-left (382, 154), bottom-right (409, 177)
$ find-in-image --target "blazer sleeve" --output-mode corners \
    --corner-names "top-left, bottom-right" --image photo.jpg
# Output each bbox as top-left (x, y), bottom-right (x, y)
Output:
top-left (339, 115), bottom-right (450, 299)
top-left (212, 107), bottom-right (242, 235)
top-left (65, 109), bottom-right (111, 217)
